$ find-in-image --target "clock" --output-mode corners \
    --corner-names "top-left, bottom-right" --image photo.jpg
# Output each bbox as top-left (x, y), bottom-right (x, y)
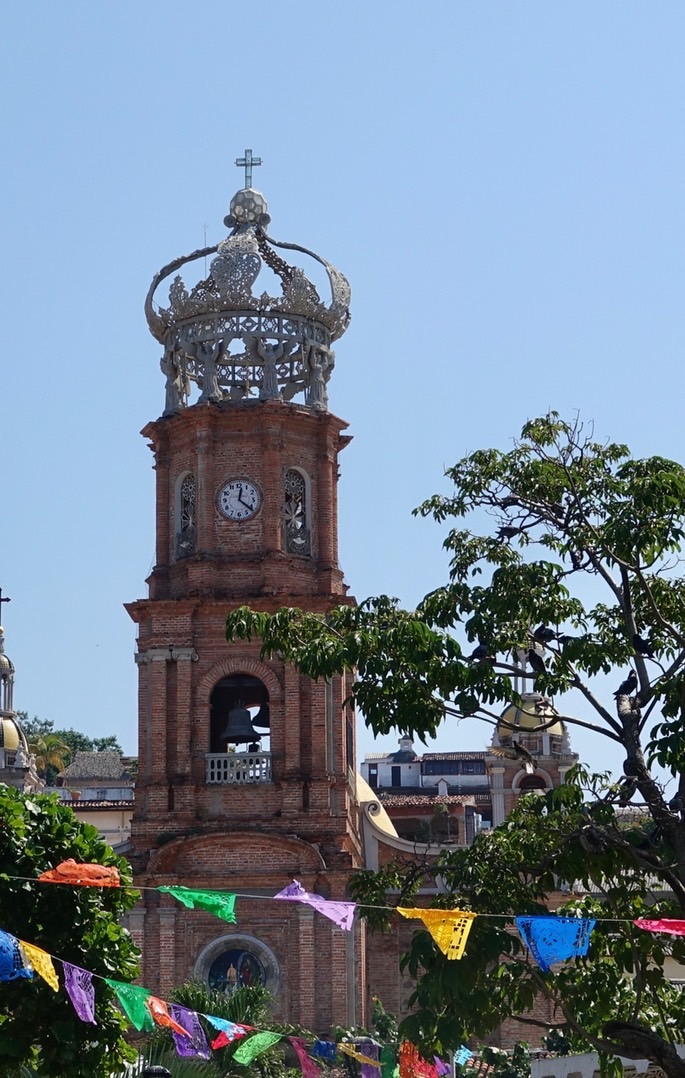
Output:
top-left (217, 478), bottom-right (262, 521)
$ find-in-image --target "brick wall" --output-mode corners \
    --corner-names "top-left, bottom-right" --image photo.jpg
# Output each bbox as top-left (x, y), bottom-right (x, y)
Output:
top-left (128, 398), bottom-right (365, 1030)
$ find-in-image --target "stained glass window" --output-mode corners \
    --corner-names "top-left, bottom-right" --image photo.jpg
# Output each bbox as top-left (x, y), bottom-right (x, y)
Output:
top-left (208, 948), bottom-right (266, 994)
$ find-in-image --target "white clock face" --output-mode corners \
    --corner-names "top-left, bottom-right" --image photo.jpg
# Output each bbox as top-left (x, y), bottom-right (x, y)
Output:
top-left (218, 479), bottom-right (262, 522)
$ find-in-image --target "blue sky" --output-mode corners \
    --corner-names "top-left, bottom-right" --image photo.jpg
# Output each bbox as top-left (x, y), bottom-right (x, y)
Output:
top-left (2, 2), bottom-right (684, 778)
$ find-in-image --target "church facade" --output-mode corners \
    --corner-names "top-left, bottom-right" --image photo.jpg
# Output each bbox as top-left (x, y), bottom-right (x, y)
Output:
top-left (126, 162), bottom-right (577, 1037)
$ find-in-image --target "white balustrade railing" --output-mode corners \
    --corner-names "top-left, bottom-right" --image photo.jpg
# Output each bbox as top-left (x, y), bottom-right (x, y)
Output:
top-left (205, 752), bottom-right (272, 785)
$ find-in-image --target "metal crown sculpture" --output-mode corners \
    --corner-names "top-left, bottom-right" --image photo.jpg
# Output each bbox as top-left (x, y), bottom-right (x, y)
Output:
top-left (145, 175), bottom-right (351, 416)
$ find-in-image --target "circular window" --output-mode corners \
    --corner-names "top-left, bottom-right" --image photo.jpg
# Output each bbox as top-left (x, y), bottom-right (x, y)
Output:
top-left (208, 947), bottom-right (266, 993)
top-left (194, 933), bottom-right (280, 996)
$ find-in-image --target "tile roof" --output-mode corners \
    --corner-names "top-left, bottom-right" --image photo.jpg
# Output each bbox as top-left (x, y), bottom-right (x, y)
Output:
top-left (373, 784), bottom-right (490, 796)
top-left (70, 800), bottom-right (134, 809)
top-left (378, 793), bottom-right (475, 807)
top-left (59, 751), bottom-right (132, 781)
top-left (422, 751), bottom-right (487, 760)
top-left (364, 750), bottom-right (489, 762)
top-left (465, 1058), bottom-right (495, 1078)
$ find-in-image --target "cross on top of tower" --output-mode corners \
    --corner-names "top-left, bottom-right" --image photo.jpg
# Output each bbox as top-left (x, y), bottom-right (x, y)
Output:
top-left (235, 148), bottom-right (262, 189)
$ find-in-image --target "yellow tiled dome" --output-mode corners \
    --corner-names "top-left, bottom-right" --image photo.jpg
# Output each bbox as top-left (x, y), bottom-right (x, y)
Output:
top-left (497, 693), bottom-right (564, 739)
top-left (0, 716), bottom-right (27, 752)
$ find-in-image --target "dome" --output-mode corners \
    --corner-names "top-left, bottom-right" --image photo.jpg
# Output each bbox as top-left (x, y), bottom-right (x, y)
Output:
top-left (0, 716), bottom-right (27, 754)
top-left (497, 693), bottom-right (564, 739)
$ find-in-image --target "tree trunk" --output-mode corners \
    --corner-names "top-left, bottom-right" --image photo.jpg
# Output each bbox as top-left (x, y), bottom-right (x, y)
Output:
top-left (603, 1022), bottom-right (685, 1078)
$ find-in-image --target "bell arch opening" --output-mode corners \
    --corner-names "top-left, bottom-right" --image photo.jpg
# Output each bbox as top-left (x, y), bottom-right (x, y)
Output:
top-left (209, 673), bottom-right (270, 753)
top-left (517, 773), bottom-right (548, 793)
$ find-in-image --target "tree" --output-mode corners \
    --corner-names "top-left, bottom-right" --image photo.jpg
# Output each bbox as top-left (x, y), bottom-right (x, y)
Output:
top-left (56, 728), bottom-right (124, 758)
top-left (226, 414), bottom-right (685, 1077)
top-left (16, 714), bottom-right (125, 784)
top-left (141, 981), bottom-right (322, 1076)
top-left (0, 787), bottom-right (139, 1076)
top-left (15, 715), bottom-right (53, 741)
top-left (26, 732), bottom-right (71, 781)
top-left (16, 716), bottom-right (123, 759)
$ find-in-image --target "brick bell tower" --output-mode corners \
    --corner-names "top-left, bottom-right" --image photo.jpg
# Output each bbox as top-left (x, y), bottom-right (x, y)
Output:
top-left (126, 157), bottom-right (365, 1029)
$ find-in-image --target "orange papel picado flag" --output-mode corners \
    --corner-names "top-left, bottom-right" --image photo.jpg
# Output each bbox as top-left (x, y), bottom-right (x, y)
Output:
top-left (146, 995), bottom-right (191, 1037)
top-left (397, 907), bottom-right (476, 960)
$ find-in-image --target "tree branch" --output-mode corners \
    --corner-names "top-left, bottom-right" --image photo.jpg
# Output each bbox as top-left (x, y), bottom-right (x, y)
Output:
top-left (632, 565), bottom-right (685, 651)
top-left (441, 702), bottom-right (623, 743)
top-left (619, 566), bottom-right (651, 698)
top-left (526, 967), bottom-right (644, 1061)
top-left (567, 667), bottom-right (624, 735)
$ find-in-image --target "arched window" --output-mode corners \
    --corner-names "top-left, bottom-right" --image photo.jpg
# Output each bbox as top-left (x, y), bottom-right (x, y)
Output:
top-left (175, 472), bottom-right (196, 559)
top-left (194, 933), bottom-right (280, 996)
top-left (209, 674), bottom-right (270, 753)
top-left (284, 469), bottom-right (311, 556)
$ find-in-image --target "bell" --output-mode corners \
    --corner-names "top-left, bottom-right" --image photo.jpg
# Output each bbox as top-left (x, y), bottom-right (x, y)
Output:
top-left (251, 702), bottom-right (270, 729)
top-left (221, 705), bottom-right (260, 745)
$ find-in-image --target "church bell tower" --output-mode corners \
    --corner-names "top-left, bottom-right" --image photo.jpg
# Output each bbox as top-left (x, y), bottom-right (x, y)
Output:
top-left (127, 157), bottom-right (365, 1029)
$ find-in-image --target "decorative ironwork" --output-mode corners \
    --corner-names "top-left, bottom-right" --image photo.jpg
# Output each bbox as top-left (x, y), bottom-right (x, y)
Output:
top-left (145, 175), bottom-right (350, 413)
top-left (176, 474), bottom-right (196, 559)
top-left (205, 752), bottom-right (272, 785)
top-left (284, 470), bottom-right (311, 556)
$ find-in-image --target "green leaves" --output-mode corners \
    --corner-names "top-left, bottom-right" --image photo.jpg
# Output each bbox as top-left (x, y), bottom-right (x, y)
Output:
top-left (227, 413), bottom-right (685, 766)
top-left (0, 788), bottom-right (139, 1076)
top-left (353, 769), bottom-right (685, 1062)
top-left (226, 412), bottom-right (685, 1073)
top-left (227, 598), bottom-right (467, 738)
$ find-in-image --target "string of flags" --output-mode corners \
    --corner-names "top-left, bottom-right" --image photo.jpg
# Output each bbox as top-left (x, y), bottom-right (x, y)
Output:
top-left (0, 922), bottom-right (460, 1074)
top-left (2, 860), bottom-right (685, 1070)
top-left (12, 861), bottom-right (685, 962)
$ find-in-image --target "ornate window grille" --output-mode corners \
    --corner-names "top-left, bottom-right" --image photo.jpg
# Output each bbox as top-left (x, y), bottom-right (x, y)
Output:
top-left (284, 469), bottom-right (311, 556)
top-left (176, 473), bottom-right (196, 559)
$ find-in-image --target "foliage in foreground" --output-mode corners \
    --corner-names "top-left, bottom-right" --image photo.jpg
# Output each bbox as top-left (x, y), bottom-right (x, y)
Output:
top-left (352, 769), bottom-right (685, 1067)
top-left (141, 981), bottom-right (314, 1077)
top-left (0, 787), bottom-right (139, 1077)
top-left (227, 413), bottom-right (685, 1078)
